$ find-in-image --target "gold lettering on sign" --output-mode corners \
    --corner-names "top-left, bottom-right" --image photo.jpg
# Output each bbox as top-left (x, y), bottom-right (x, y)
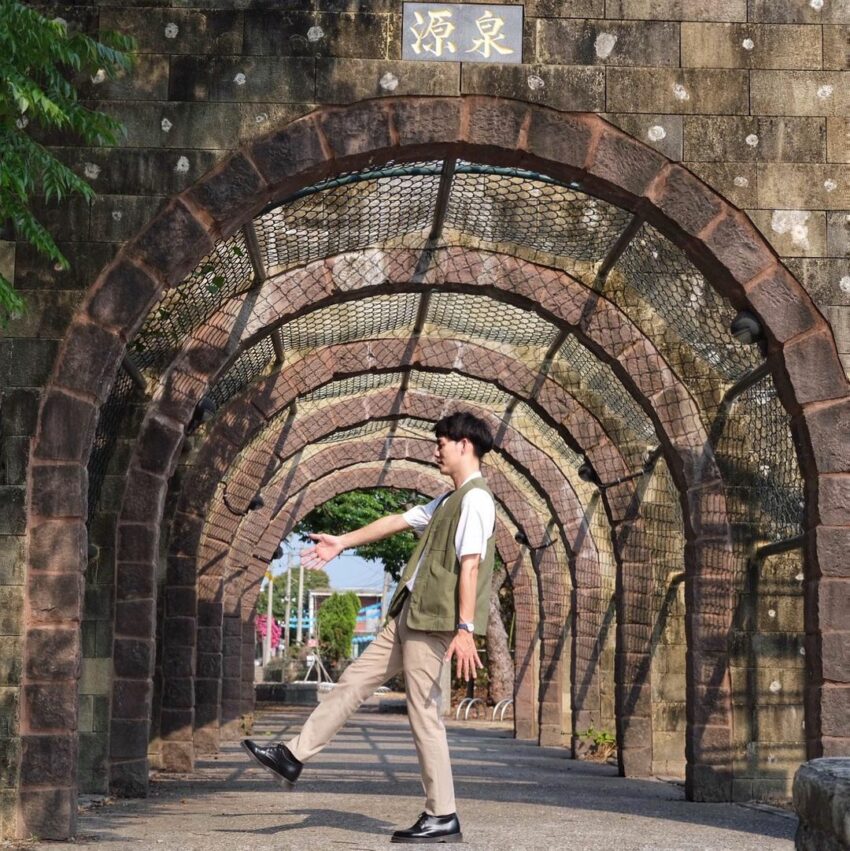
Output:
top-left (467, 9), bottom-right (513, 58)
top-left (409, 9), bottom-right (457, 57)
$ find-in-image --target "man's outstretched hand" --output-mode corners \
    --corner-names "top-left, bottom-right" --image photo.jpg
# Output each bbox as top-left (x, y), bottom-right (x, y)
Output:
top-left (300, 533), bottom-right (345, 570)
top-left (444, 630), bottom-right (483, 682)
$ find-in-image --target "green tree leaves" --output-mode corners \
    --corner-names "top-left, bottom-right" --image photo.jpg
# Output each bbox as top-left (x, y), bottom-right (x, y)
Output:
top-left (294, 488), bottom-right (425, 581)
top-left (316, 591), bottom-right (361, 664)
top-left (0, 2), bottom-right (135, 323)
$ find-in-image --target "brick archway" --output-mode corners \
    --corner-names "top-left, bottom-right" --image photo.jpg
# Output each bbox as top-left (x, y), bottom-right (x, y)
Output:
top-left (235, 461), bottom-right (543, 747)
top-left (20, 96), bottom-right (849, 838)
top-left (179, 398), bottom-right (597, 761)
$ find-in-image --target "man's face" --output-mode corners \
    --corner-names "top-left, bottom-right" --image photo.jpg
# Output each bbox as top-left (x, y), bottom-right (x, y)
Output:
top-left (434, 435), bottom-right (466, 474)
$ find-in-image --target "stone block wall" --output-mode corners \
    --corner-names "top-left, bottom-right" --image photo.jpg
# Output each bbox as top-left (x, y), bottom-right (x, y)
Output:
top-left (0, 0), bottom-right (846, 833)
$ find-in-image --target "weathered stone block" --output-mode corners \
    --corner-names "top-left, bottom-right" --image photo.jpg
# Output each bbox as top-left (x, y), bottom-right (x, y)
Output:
top-left (113, 638), bottom-right (153, 679)
top-left (244, 11), bottom-right (391, 58)
top-left (751, 71), bottom-right (850, 116)
top-left (100, 8), bottom-right (242, 55)
top-left (526, 0), bottom-right (604, 15)
top-left (89, 194), bottom-right (165, 244)
top-left (316, 58), bottom-right (459, 103)
top-left (684, 116), bottom-right (825, 163)
top-left (112, 679), bottom-right (152, 721)
top-left (0, 339), bottom-right (58, 388)
top-left (24, 629), bottom-right (79, 680)
top-left (463, 64), bottom-right (605, 112)
top-left (750, 1), bottom-right (850, 24)
top-left (24, 683), bottom-right (77, 732)
top-left (133, 201), bottom-right (213, 288)
top-left (606, 113), bottom-right (682, 161)
top-left (748, 209), bottom-right (826, 258)
top-left (28, 574), bottom-right (82, 625)
top-left (17, 787), bottom-right (76, 841)
top-left (823, 26), bottom-right (850, 70)
top-left (109, 719), bottom-right (150, 761)
top-left (0, 536), bottom-right (23, 587)
top-left (20, 734), bottom-right (75, 785)
top-left (186, 153), bottom-right (266, 235)
top-left (168, 55), bottom-right (315, 103)
top-left (1, 389), bottom-right (38, 437)
top-left (607, 68), bottom-right (749, 114)
top-left (109, 758), bottom-right (148, 797)
top-left (0, 489), bottom-right (25, 536)
top-left (0, 637), bottom-right (22, 686)
top-left (30, 464), bottom-right (85, 521)
top-left (759, 163), bottom-right (850, 210)
top-left (80, 54), bottom-right (168, 101)
top-left (87, 259), bottom-right (160, 337)
top-left (114, 600), bottom-right (155, 639)
top-left (536, 19), bottom-right (678, 67)
top-left (606, 0), bottom-right (745, 20)
top-left (682, 23), bottom-right (821, 69)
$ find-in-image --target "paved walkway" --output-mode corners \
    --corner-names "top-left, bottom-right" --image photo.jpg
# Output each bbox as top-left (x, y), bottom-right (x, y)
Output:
top-left (55, 706), bottom-right (795, 850)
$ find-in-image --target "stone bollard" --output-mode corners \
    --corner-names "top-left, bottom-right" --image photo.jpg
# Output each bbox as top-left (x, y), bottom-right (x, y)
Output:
top-left (793, 758), bottom-right (850, 850)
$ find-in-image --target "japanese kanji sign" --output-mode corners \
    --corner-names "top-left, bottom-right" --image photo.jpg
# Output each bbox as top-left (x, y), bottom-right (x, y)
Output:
top-left (402, 4), bottom-right (524, 64)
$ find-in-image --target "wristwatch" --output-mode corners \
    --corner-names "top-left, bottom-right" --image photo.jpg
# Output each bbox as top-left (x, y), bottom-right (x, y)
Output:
top-left (457, 621), bottom-right (475, 633)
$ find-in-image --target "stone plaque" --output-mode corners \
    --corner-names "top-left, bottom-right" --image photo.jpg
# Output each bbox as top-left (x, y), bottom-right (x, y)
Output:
top-left (402, 4), bottom-right (523, 64)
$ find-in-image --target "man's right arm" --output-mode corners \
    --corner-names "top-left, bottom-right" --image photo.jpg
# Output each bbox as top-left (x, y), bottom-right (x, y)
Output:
top-left (300, 513), bottom-right (412, 570)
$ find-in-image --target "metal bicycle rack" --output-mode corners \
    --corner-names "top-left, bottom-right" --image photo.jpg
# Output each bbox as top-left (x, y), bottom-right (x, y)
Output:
top-left (455, 697), bottom-right (487, 720)
top-left (491, 698), bottom-right (514, 721)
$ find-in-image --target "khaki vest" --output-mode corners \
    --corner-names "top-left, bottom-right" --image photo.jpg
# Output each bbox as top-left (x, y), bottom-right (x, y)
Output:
top-left (386, 477), bottom-right (495, 635)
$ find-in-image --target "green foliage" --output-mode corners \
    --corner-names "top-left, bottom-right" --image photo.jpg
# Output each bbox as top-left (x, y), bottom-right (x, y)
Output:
top-left (316, 591), bottom-right (360, 664)
top-left (256, 565), bottom-right (329, 620)
top-left (295, 488), bottom-right (424, 581)
top-left (579, 727), bottom-right (617, 761)
top-left (0, 1), bottom-right (135, 322)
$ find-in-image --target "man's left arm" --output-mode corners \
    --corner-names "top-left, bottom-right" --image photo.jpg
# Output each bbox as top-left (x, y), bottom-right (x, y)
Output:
top-left (444, 553), bottom-right (484, 680)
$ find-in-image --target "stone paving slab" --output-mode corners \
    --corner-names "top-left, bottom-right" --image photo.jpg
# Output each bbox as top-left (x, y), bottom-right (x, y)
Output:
top-left (33, 707), bottom-right (795, 850)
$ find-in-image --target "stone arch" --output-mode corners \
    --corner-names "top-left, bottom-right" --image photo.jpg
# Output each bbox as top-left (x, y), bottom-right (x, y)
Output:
top-left (180, 396), bottom-right (598, 763)
top-left (238, 460), bottom-right (542, 745)
top-left (21, 95), bottom-right (849, 837)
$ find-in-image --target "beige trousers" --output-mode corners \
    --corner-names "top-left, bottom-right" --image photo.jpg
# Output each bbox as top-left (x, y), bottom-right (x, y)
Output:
top-left (286, 595), bottom-right (456, 815)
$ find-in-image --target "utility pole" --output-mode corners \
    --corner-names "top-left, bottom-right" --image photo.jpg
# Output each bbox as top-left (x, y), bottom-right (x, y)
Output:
top-left (295, 557), bottom-right (305, 644)
top-left (380, 570), bottom-right (391, 622)
top-left (308, 590), bottom-right (315, 641)
top-left (262, 569), bottom-right (273, 666)
top-left (284, 553), bottom-right (292, 653)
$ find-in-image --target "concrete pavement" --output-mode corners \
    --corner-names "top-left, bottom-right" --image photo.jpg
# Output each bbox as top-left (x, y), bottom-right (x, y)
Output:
top-left (40, 706), bottom-right (795, 850)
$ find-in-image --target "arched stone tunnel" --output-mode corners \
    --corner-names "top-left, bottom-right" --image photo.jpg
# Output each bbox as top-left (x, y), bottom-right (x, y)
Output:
top-left (9, 96), bottom-right (850, 841)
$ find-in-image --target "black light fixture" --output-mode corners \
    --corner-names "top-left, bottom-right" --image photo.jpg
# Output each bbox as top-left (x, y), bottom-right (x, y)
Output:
top-left (272, 545), bottom-right (283, 560)
top-left (187, 396), bottom-right (217, 434)
top-left (577, 462), bottom-right (600, 485)
top-left (514, 530), bottom-right (556, 550)
top-left (248, 495), bottom-right (265, 511)
top-left (578, 446), bottom-right (662, 491)
top-left (730, 310), bottom-right (767, 355)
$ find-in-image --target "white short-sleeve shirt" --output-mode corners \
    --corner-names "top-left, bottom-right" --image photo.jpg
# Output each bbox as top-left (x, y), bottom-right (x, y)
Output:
top-left (401, 472), bottom-right (496, 591)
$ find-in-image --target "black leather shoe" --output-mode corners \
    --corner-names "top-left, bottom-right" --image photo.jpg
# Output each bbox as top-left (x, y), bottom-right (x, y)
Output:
top-left (391, 812), bottom-right (463, 844)
top-left (241, 739), bottom-right (303, 786)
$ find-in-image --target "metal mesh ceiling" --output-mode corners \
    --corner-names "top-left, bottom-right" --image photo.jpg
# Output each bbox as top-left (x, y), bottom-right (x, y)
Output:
top-left (95, 157), bottom-right (804, 547)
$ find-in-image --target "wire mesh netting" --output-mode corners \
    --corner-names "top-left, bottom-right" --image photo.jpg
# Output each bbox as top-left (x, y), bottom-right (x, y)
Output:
top-left (606, 223), bottom-right (761, 414)
top-left (87, 366), bottom-right (137, 526)
top-left (281, 293), bottom-right (421, 352)
top-left (95, 157), bottom-right (805, 551)
top-left (425, 290), bottom-right (558, 350)
top-left (713, 375), bottom-right (805, 543)
top-left (445, 163), bottom-right (632, 272)
top-left (209, 336), bottom-right (276, 410)
top-left (131, 232), bottom-right (254, 371)
top-left (256, 162), bottom-right (440, 275)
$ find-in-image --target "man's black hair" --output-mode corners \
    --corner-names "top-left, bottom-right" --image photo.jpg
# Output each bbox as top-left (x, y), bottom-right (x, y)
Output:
top-left (434, 412), bottom-right (493, 459)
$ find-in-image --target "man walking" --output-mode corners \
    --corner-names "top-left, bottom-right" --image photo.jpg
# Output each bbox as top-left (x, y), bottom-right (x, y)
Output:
top-left (243, 412), bottom-right (497, 844)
